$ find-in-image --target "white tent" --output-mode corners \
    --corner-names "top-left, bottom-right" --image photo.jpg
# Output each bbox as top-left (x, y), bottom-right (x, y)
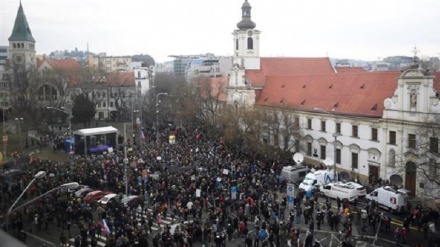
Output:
top-left (73, 126), bottom-right (118, 155)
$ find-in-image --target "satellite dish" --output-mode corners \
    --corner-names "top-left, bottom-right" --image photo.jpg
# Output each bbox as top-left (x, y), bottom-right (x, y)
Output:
top-left (293, 153), bottom-right (304, 164)
top-left (390, 174), bottom-right (403, 186)
top-left (323, 157), bottom-right (334, 167)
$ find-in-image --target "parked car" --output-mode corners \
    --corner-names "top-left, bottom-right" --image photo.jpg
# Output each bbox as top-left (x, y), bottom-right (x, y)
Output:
top-left (98, 193), bottom-right (118, 205)
top-left (121, 195), bottom-right (143, 208)
top-left (84, 190), bottom-right (111, 203)
top-left (75, 186), bottom-right (93, 198)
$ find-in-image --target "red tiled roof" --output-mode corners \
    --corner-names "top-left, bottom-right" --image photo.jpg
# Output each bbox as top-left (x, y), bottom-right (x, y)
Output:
top-left (209, 76), bottom-right (228, 102)
top-left (44, 58), bottom-right (82, 70)
top-left (105, 72), bottom-right (135, 87)
top-left (67, 71), bottom-right (135, 88)
top-left (336, 67), bottom-right (367, 74)
top-left (246, 57), bottom-right (336, 87)
top-left (433, 72), bottom-right (440, 93)
top-left (256, 71), bottom-right (401, 117)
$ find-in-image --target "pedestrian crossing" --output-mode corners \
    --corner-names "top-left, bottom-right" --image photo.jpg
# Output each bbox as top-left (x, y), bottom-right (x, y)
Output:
top-left (68, 207), bottom-right (175, 246)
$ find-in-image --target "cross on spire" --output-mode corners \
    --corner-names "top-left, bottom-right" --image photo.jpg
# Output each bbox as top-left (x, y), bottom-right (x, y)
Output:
top-left (412, 45), bottom-right (420, 63)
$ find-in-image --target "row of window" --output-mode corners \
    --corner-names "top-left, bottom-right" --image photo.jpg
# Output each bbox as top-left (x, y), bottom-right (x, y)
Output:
top-left (235, 38), bottom-right (254, 50)
top-left (307, 119), bottom-right (379, 141)
top-left (310, 119), bottom-right (439, 152)
top-left (306, 142), bottom-right (358, 168)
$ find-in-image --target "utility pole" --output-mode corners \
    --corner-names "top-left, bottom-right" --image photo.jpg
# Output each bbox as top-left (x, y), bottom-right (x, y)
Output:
top-left (155, 92), bottom-right (168, 143)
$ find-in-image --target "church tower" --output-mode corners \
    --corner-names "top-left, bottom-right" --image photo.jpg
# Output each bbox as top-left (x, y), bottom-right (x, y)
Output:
top-left (233, 0), bottom-right (260, 70)
top-left (227, 0), bottom-right (260, 107)
top-left (8, 1), bottom-right (36, 72)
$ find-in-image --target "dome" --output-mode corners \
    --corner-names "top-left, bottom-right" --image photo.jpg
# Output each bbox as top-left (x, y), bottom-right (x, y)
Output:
top-left (237, 19), bottom-right (256, 30)
top-left (237, 0), bottom-right (256, 30)
top-left (242, 0), bottom-right (251, 8)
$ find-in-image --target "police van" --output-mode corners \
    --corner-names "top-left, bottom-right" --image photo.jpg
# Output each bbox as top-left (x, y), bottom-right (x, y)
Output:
top-left (366, 186), bottom-right (409, 213)
top-left (281, 165), bottom-right (309, 184)
top-left (320, 182), bottom-right (358, 201)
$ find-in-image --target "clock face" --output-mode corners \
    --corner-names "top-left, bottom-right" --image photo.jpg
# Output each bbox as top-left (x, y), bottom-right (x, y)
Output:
top-left (14, 54), bottom-right (24, 64)
top-left (247, 30), bottom-right (253, 36)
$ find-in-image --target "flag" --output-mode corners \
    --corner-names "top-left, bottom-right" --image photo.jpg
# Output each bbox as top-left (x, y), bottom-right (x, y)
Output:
top-left (98, 219), bottom-right (111, 235)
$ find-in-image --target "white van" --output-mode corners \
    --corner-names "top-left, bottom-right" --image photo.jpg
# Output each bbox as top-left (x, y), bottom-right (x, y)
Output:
top-left (344, 181), bottom-right (367, 197)
top-left (281, 165), bottom-right (309, 184)
top-left (320, 182), bottom-right (358, 201)
top-left (366, 186), bottom-right (408, 212)
top-left (299, 169), bottom-right (336, 192)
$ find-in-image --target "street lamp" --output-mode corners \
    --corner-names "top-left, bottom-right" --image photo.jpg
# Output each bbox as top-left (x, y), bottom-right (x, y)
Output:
top-left (2, 107), bottom-right (9, 162)
top-left (7, 170), bottom-right (46, 231)
top-left (14, 117), bottom-right (24, 154)
top-left (9, 182), bottom-right (79, 214)
top-left (46, 106), bottom-right (73, 155)
top-left (313, 107), bottom-right (340, 181)
top-left (156, 92), bottom-right (168, 142)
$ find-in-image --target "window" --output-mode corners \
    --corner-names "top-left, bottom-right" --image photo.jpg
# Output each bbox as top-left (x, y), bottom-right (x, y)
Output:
top-left (103, 102), bottom-right (106, 107)
top-left (110, 102), bottom-right (114, 107)
top-left (336, 148), bottom-right (341, 164)
top-left (389, 131), bottom-right (396, 145)
top-left (430, 137), bottom-right (438, 153)
top-left (320, 145), bottom-right (326, 159)
top-left (371, 128), bottom-right (378, 141)
top-left (235, 39), bottom-right (239, 50)
top-left (352, 125), bottom-right (358, 137)
top-left (295, 139), bottom-right (300, 153)
top-left (294, 116), bottom-right (300, 128)
top-left (307, 142), bottom-right (312, 156)
top-left (336, 123), bottom-right (341, 134)
top-left (307, 119), bottom-right (312, 129)
top-left (247, 37), bottom-right (253, 49)
top-left (321, 121), bottom-right (326, 132)
top-left (351, 152), bottom-right (358, 169)
top-left (408, 134), bottom-right (416, 149)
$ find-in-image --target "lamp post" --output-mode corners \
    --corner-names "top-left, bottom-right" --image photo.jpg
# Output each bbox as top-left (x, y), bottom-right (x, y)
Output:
top-left (7, 171), bottom-right (46, 232)
top-left (46, 107), bottom-right (72, 154)
top-left (313, 107), bottom-right (340, 181)
top-left (156, 92), bottom-right (168, 143)
top-left (14, 118), bottom-right (24, 154)
top-left (2, 108), bottom-right (8, 162)
top-left (332, 132), bottom-right (340, 181)
top-left (9, 182), bottom-right (79, 214)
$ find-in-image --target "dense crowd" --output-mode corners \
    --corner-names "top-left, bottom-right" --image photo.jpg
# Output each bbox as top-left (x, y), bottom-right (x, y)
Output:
top-left (0, 125), bottom-right (439, 247)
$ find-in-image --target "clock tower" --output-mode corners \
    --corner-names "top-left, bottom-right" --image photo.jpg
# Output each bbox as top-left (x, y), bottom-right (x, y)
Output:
top-left (227, 0), bottom-right (261, 107)
top-left (8, 1), bottom-right (36, 72)
top-left (232, 0), bottom-right (260, 70)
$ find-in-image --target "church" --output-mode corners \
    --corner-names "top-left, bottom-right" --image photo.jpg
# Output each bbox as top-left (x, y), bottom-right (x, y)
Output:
top-left (2, 2), bottom-right (136, 121)
top-left (225, 0), bottom-right (440, 198)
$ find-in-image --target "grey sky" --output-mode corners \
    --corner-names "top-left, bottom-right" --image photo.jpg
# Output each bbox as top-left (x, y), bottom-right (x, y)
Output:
top-left (1, 0), bottom-right (439, 63)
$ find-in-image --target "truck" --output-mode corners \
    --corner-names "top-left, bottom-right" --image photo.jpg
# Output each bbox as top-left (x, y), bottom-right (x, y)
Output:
top-left (280, 164), bottom-right (309, 184)
top-left (299, 168), bottom-right (336, 192)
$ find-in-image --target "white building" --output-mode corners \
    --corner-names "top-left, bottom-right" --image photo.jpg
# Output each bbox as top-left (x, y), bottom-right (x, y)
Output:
top-left (223, 0), bottom-right (440, 198)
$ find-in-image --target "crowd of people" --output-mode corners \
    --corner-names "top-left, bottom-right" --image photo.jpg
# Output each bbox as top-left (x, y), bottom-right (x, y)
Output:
top-left (0, 125), bottom-right (439, 247)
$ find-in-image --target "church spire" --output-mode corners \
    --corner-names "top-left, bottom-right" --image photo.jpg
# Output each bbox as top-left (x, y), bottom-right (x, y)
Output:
top-left (237, 0), bottom-right (256, 30)
top-left (8, 1), bottom-right (35, 42)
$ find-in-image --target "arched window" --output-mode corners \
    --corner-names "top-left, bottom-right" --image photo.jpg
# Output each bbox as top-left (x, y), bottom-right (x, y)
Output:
top-left (38, 84), bottom-right (58, 101)
top-left (247, 37), bottom-right (253, 50)
top-left (236, 39), bottom-right (239, 50)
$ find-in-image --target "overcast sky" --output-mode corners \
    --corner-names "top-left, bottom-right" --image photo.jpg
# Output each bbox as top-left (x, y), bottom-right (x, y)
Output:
top-left (1, 0), bottom-right (439, 63)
